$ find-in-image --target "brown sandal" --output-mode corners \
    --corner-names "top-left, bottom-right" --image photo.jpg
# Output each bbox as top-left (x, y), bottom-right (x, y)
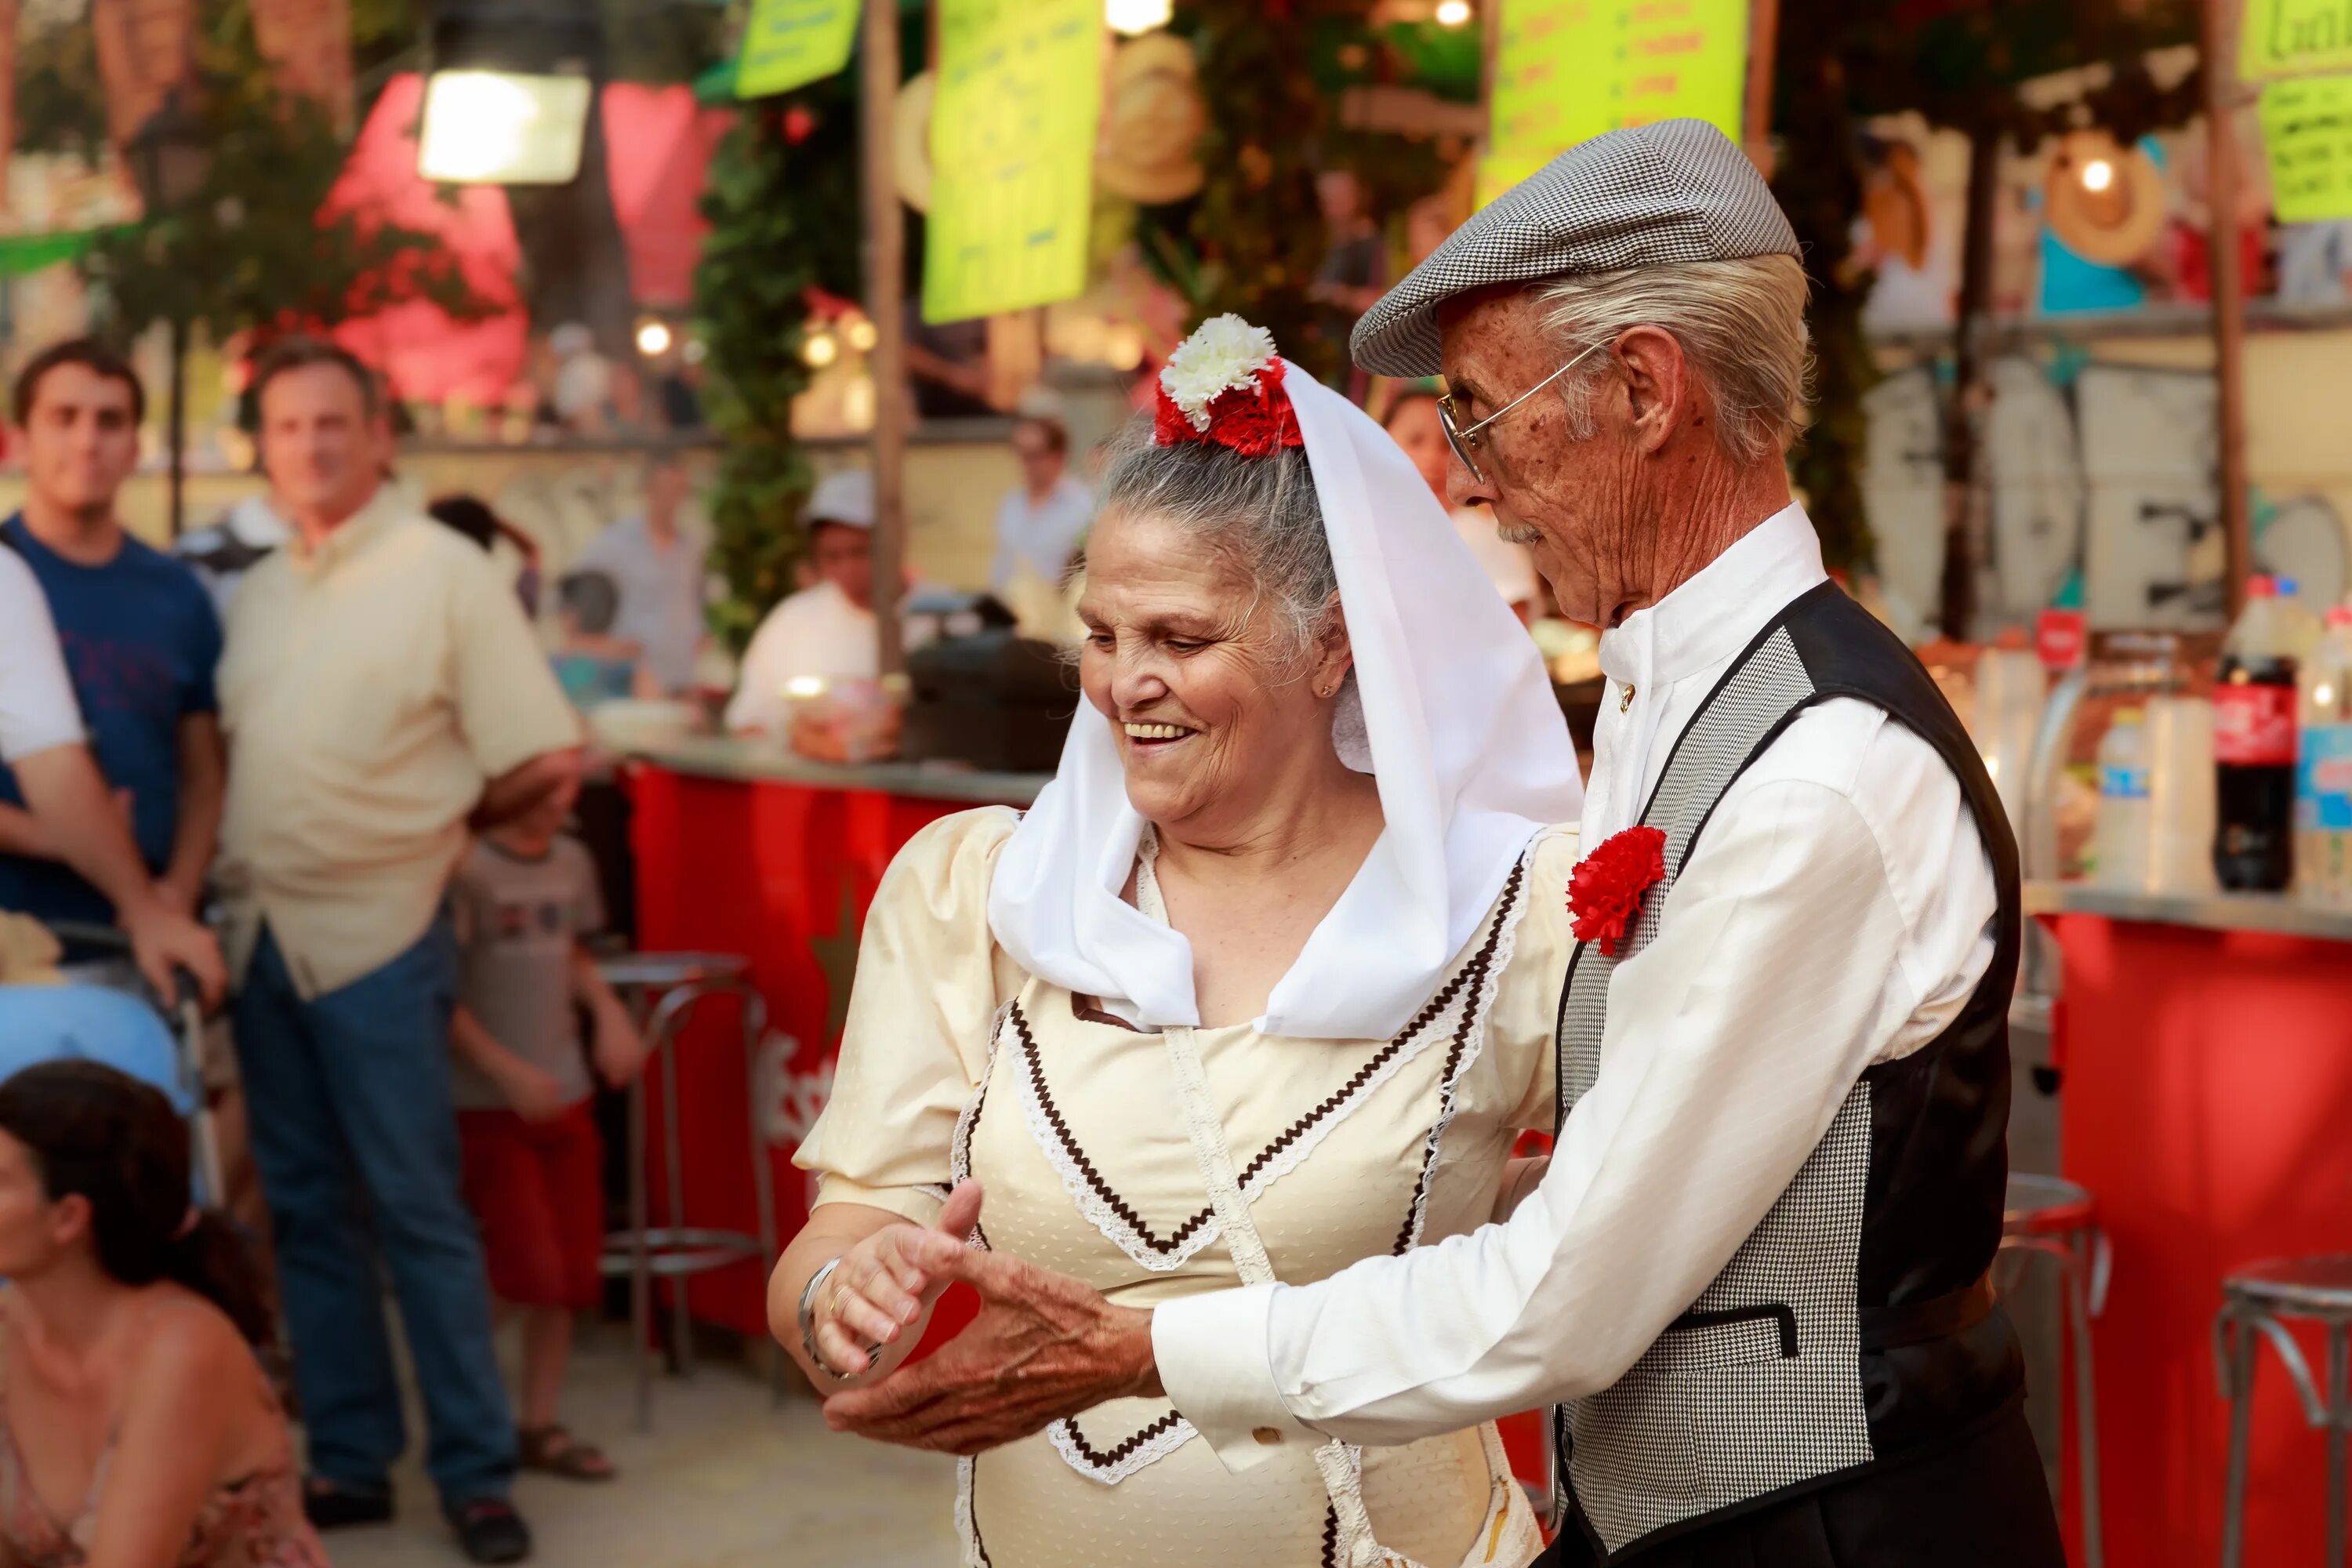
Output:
top-left (517, 1425), bottom-right (617, 1483)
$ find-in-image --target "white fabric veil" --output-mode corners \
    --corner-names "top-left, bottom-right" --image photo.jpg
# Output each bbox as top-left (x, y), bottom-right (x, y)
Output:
top-left (985, 361), bottom-right (1584, 1040)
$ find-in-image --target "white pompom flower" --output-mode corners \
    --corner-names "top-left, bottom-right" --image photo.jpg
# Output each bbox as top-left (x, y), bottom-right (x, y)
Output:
top-left (1158, 314), bottom-right (1279, 432)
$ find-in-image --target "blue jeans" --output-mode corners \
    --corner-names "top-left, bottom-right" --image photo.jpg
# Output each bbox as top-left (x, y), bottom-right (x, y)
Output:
top-left (233, 916), bottom-right (516, 1504)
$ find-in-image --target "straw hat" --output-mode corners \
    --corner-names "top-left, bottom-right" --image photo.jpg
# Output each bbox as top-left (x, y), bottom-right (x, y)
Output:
top-left (2043, 130), bottom-right (2165, 267)
top-left (1096, 33), bottom-right (1205, 206)
top-left (894, 71), bottom-right (935, 212)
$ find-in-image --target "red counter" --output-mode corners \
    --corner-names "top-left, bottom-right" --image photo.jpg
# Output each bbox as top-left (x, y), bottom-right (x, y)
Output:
top-left (2042, 885), bottom-right (2352, 1567)
top-left (626, 741), bottom-right (1044, 1334)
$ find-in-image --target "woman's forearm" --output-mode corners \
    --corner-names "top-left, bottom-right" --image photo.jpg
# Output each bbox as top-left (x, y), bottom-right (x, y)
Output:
top-left (772, 1203), bottom-right (946, 1394)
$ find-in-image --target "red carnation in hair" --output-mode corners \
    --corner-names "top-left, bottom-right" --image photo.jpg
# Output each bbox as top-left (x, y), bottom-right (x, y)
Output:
top-left (1152, 360), bottom-right (1305, 457)
top-left (1568, 826), bottom-right (1668, 958)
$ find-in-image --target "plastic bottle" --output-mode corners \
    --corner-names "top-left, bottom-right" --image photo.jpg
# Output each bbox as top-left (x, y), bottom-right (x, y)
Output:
top-left (2296, 604), bottom-right (2352, 903)
top-left (2214, 575), bottom-right (2301, 891)
top-left (2096, 706), bottom-right (2154, 891)
top-left (1972, 626), bottom-right (2046, 844)
top-left (2275, 576), bottom-right (2324, 659)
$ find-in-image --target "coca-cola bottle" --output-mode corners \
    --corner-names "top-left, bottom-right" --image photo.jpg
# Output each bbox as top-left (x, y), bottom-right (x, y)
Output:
top-left (2214, 575), bottom-right (2308, 891)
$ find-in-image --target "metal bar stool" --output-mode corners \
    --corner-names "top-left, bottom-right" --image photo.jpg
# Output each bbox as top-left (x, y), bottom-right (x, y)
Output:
top-left (2000, 1172), bottom-right (2111, 1568)
top-left (2213, 1256), bottom-right (2352, 1568)
top-left (594, 951), bottom-right (775, 1432)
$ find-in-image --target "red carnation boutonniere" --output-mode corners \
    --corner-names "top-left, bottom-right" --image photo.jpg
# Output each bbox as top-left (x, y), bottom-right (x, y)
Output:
top-left (1569, 826), bottom-right (1668, 958)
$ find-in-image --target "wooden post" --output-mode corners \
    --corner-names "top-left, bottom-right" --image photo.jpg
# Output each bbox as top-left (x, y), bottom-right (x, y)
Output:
top-left (2203, 0), bottom-right (2253, 619)
top-left (1936, 119), bottom-right (2001, 643)
top-left (167, 314), bottom-right (187, 539)
top-left (1742, 0), bottom-right (1780, 157)
top-left (862, 0), bottom-right (908, 677)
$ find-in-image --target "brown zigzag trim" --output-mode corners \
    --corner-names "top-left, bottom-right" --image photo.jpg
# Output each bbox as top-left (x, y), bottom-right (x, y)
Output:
top-left (1320, 1501), bottom-right (1340, 1568)
top-left (1050, 1409), bottom-right (1185, 1470)
top-left (1393, 857), bottom-right (1526, 1256)
top-left (970, 1458), bottom-right (993, 1568)
top-left (1014, 854), bottom-right (1528, 1258)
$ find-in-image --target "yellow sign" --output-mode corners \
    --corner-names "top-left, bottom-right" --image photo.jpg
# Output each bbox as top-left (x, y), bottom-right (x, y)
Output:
top-left (1479, 0), bottom-right (1750, 206)
top-left (2261, 74), bottom-right (2352, 220)
top-left (736, 0), bottom-right (858, 100)
top-left (922, 0), bottom-right (1102, 324)
top-left (2242, 0), bottom-right (2352, 81)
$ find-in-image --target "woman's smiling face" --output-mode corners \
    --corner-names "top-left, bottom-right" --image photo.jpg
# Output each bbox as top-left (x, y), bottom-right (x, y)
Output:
top-left (1078, 509), bottom-right (1340, 837)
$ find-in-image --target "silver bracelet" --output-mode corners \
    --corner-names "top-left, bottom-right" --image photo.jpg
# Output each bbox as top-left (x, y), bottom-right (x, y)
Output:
top-left (797, 1257), bottom-right (845, 1371)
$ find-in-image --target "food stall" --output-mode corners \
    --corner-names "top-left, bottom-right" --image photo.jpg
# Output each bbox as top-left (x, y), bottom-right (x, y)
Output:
top-left (2033, 882), bottom-right (2352, 1568)
top-left (624, 738), bottom-right (1046, 1334)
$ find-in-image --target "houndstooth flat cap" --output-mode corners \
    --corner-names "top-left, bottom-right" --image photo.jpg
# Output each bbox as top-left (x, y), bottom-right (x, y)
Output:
top-left (1352, 119), bottom-right (1799, 379)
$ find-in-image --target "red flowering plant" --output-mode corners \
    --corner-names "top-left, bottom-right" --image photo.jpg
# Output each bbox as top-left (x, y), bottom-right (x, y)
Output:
top-left (1151, 314), bottom-right (1304, 457)
top-left (1569, 826), bottom-right (1668, 957)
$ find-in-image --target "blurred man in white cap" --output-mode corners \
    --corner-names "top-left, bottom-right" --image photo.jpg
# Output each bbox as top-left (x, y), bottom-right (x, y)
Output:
top-left (821, 120), bottom-right (2059, 1568)
top-left (725, 469), bottom-right (884, 735)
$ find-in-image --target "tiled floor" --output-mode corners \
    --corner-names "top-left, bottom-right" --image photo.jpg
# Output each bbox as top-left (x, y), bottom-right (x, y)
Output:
top-left (321, 1324), bottom-right (959, 1568)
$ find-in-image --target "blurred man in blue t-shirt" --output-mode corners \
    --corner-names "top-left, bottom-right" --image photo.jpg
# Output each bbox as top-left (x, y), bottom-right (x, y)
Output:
top-left (0, 340), bottom-right (225, 933)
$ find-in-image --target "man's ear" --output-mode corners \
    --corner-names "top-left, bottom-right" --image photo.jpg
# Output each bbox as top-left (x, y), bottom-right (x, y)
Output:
top-left (1610, 326), bottom-right (1692, 456)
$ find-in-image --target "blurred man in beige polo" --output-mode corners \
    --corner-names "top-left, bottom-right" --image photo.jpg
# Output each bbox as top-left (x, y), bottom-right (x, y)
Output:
top-left (216, 338), bottom-right (580, 1565)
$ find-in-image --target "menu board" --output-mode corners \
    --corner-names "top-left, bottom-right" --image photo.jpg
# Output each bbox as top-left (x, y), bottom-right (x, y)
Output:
top-left (736, 0), bottom-right (859, 100)
top-left (2241, 0), bottom-right (2352, 82)
top-left (1480, 0), bottom-right (1749, 206)
top-left (2261, 73), bottom-right (2352, 220)
top-left (922, 0), bottom-right (1102, 324)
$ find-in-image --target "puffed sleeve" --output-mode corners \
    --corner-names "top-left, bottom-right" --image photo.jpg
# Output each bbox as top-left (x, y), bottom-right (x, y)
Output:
top-left (1489, 826), bottom-right (1578, 1131)
top-left (793, 806), bottom-right (1022, 1225)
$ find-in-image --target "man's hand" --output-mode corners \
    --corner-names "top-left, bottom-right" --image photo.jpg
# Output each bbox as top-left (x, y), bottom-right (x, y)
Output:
top-left (120, 896), bottom-right (225, 1010)
top-left (822, 1229), bottom-right (1162, 1455)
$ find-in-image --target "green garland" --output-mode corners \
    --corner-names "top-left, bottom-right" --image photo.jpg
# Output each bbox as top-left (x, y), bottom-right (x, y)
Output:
top-left (1181, 2), bottom-right (1338, 383)
top-left (694, 89), bottom-right (858, 654)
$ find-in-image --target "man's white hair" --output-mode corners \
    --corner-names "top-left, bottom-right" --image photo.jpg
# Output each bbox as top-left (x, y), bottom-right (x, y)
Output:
top-left (1530, 253), bottom-right (1811, 465)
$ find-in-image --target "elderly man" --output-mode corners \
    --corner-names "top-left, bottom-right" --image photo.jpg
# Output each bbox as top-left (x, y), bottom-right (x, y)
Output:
top-left (817, 122), bottom-right (2060, 1567)
top-left (218, 337), bottom-right (582, 1565)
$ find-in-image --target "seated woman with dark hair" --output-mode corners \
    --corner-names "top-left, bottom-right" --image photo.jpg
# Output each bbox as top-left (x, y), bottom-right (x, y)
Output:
top-left (0, 1060), bottom-right (326, 1567)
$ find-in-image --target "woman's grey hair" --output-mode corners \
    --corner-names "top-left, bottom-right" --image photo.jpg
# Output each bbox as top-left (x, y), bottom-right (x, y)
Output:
top-left (1531, 252), bottom-right (1811, 464)
top-left (1091, 419), bottom-right (1336, 666)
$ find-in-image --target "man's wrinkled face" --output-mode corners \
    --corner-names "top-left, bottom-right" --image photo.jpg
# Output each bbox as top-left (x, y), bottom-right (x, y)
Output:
top-left (1436, 288), bottom-right (1643, 626)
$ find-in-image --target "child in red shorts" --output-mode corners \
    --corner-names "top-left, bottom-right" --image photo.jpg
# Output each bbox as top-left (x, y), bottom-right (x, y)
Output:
top-left (448, 773), bottom-right (643, 1482)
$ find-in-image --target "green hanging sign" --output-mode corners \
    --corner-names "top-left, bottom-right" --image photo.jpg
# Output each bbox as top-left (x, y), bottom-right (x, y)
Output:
top-left (736, 0), bottom-right (860, 100)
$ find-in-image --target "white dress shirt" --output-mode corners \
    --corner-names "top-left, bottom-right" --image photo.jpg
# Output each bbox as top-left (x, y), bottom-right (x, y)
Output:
top-left (989, 474), bottom-right (1094, 593)
top-left (0, 547), bottom-right (83, 762)
top-left (1150, 502), bottom-right (1999, 1468)
top-left (724, 581), bottom-right (880, 735)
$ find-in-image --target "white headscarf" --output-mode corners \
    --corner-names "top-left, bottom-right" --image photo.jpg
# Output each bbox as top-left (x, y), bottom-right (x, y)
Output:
top-left (986, 360), bottom-right (1583, 1040)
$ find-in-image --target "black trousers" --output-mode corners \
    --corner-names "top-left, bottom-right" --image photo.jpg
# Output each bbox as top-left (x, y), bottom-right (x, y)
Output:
top-left (1537, 1403), bottom-right (2066, 1568)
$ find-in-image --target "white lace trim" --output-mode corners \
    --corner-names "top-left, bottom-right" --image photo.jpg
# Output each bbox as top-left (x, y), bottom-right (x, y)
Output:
top-left (953, 1457), bottom-right (983, 1567)
top-left (1011, 833), bottom-right (1533, 1276)
top-left (1398, 832), bottom-right (1545, 1254)
top-left (1044, 1410), bottom-right (1200, 1485)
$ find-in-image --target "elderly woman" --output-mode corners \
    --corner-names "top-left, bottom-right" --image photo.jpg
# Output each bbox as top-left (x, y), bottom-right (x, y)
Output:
top-left (771, 318), bottom-right (1582, 1568)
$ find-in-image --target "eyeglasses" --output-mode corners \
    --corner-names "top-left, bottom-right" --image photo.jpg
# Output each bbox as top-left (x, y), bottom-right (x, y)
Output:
top-left (1436, 343), bottom-right (1605, 485)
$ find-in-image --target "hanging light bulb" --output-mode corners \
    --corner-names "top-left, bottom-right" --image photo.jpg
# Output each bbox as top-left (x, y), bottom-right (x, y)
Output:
top-left (634, 318), bottom-right (673, 358)
top-left (804, 331), bottom-right (840, 368)
top-left (2079, 156), bottom-right (2116, 194)
top-left (1106, 0), bottom-right (1172, 37)
top-left (844, 317), bottom-right (879, 353)
top-left (1434, 0), bottom-right (1473, 25)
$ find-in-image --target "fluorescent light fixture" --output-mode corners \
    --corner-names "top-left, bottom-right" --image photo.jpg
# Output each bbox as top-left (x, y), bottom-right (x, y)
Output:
top-left (1106, 0), bottom-right (1172, 37)
top-left (418, 70), bottom-right (592, 185)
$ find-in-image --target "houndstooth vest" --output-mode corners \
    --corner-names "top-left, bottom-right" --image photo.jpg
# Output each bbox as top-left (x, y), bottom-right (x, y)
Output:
top-left (1552, 582), bottom-right (2025, 1561)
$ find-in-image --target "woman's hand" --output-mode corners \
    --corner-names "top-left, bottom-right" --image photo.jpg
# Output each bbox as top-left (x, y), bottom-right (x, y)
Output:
top-left (813, 1183), bottom-right (984, 1379)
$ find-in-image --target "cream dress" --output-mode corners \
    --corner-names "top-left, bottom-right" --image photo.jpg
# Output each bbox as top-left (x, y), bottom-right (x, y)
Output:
top-left (797, 808), bottom-right (1577, 1568)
